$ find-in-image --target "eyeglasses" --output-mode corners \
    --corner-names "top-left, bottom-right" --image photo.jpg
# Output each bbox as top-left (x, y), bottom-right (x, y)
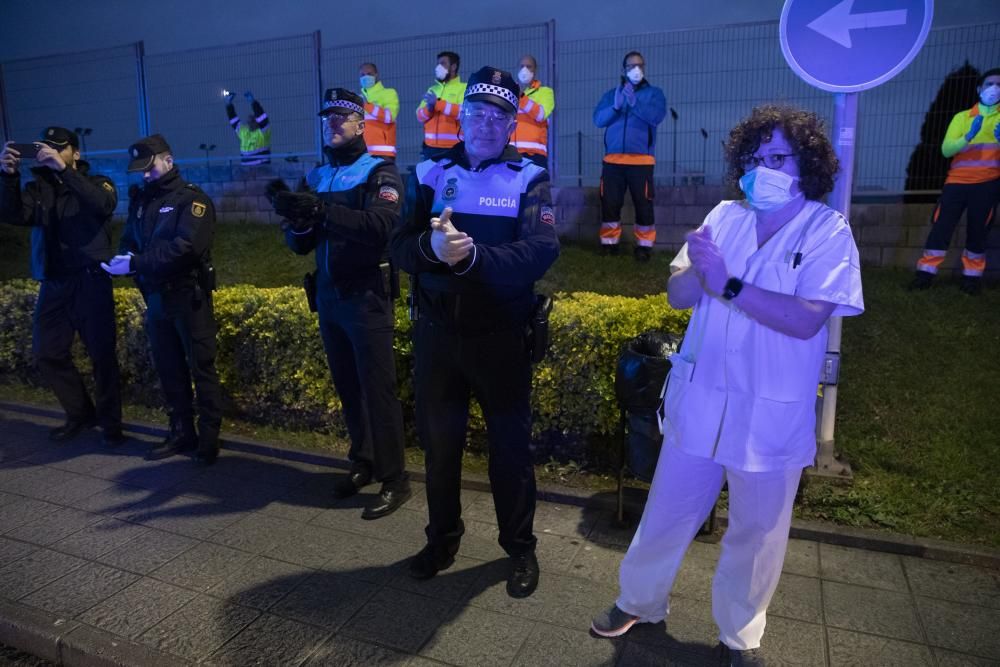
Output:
top-left (741, 153), bottom-right (797, 170)
top-left (462, 110), bottom-right (514, 127)
top-left (325, 114), bottom-right (360, 126)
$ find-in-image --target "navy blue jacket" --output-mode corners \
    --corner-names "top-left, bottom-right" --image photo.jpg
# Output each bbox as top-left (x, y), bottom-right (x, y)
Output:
top-left (593, 79), bottom-right (667, 156)
top-left (0, 162), bottom-right (117, 280)
top-left (284, 140), bottom-right (403, 298)
top-left (391, 143), bottom-right (560, 334)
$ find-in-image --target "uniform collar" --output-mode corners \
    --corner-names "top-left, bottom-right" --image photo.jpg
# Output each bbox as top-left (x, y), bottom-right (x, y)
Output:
top-left (363, 80), bottom-right (385, 95)
top-left (145, 167), bottom-right (183, 194)
top-left (324, 137), bottom-right (368, 167)
top-left (971, 102), bottom-right (999, 117)
top-left (443, 142), bottom-right (522, 170)
top-left (522, 80), bottom-right (542, 96)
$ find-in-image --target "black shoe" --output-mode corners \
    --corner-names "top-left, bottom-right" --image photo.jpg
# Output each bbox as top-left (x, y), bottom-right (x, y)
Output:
top-left (633, 246), bottom-right (652, 263)
top-left (49, 416), bottom-right (97, 442)
top-left (717, 643), bottom-right (766, 666)
top-left (506, 551), bottom-right (539, 598)
top-left (333, 465), bottom-right (373, 499)
top-left (362, 479), bottom-right (412, 520)
top-left (101, 428), bottom-right (127, 447)
top-left (959, 275), bottom-right (982, 296)
top-left (908, 270), bottom-right (934, 291)
top-left (599, 244), bottom-right (620, 256)
top-left (194, 446), bottom-right (219, 466)
top-left (146, 430), bottom-right (197, 461)
top-left (408, 543), bottom-right (455, 580)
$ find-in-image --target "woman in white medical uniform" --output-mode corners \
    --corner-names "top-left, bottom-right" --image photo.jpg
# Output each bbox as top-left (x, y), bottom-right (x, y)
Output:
top-left (591, 105), bottom-right (864, 667)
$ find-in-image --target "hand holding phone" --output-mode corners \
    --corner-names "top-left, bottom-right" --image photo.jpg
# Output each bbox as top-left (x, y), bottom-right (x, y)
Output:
top-left (7, 142), bottom-right (41, 159)
top-left (0, 142), bottom-right (32, 175)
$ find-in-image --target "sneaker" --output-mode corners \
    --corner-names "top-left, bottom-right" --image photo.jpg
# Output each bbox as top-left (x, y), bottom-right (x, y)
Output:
top-left (590, 604), bottom-right (639, 638)
top-left (958, 275), bottom-right (982, 296)
top-left (717, 643), bottom-right (766, 667)
top-left (908, 270), bottom-right (934, 291)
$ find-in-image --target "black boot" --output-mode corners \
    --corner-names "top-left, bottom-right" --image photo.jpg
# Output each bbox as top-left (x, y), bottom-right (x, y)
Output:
top-left (908, 270), bottom-right (934, 291)
top-left (195, 427), bottom-right (220, 466)
top-left (146, 417), bottom-right (196, 461)
top-left (958, 275), bottom-right (982, 296)
top-left (633, 246), bottom-right (652, 263)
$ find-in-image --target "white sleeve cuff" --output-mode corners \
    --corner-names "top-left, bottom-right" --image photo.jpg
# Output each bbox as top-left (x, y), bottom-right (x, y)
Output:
top-left (453, 244), bottom-right (477, 275)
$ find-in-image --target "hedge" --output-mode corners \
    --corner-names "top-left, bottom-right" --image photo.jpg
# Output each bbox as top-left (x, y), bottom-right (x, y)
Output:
top-left (0, 280), bottom-right (689, 460)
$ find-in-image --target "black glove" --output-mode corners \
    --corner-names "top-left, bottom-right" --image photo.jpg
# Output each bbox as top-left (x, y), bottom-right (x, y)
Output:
top-left (274, 190), bottom-right (323, 232)
top-left (265, 178), bottom-right (290, 208)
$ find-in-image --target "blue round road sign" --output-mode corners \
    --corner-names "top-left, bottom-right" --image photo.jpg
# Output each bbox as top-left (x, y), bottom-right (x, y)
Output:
top-left (780, 0), bottom-right (933, 93)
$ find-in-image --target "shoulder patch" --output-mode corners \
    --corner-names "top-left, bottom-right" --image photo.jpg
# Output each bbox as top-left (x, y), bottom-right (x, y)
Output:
top-left (540, 205), bottom-right (555, 226)
top-left (101, 181), bottom-right (114, 193)
top-left (191, 201), bottom-right (207, 218)
top-left (378, 185), bottom-right (399, 203)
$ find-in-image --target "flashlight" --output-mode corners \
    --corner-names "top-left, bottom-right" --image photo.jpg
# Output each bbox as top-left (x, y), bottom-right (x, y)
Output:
top-left (222, 89), bottom-right (230, 97)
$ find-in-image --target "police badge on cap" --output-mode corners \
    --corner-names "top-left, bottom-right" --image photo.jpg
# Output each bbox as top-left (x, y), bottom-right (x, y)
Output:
top-left (464, 67), bottom-right (520, 113)
top-left (127, 134), bottom-right (172, 172)
top-left (319, 88), bottom-right (365, 117)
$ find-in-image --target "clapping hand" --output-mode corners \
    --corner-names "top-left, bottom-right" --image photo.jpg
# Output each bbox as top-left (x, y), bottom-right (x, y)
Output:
top-left (430, 207), bottom-right (473, 266)
top-left (623, 82), bottom-right (636, 106)
top-left (685, 226), bottom-right (728, 296)
top-left (613, 85), bottom-right (625, 110)
top-left (966, 115), bottom-right (984, 141)
top-left (224, 91), bottom-right (235, 104)
top-left (423, 91), bottom-right (438, 109)
top-left (101, 254), bottom-right (133, 276)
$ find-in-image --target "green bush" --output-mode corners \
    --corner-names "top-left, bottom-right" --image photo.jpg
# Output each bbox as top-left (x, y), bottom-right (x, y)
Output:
top-left (0, 280), bottom-right (688, 460)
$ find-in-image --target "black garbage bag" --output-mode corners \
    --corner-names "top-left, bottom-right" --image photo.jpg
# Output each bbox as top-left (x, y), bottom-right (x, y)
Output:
top-left (615, 331), bottom-right (682, 482)
top-left (614, 331), bottom-right (681, 411)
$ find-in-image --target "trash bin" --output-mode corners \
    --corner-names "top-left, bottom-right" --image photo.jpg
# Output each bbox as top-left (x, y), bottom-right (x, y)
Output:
top-left (615, 331), bottom-right (681, 482)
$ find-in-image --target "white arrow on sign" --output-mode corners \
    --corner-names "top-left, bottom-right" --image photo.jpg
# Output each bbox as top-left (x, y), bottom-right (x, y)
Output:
top-left (807, 0), bottom-right (908, 48)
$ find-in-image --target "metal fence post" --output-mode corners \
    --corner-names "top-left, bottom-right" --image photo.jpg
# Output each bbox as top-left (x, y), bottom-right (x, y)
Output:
top-left (0, 64), bottom-right (10, 143)
top-left (547, 18), bottom-right (557, 183)
top-left (135, 41), bottom-right (150, 137)
top-left (313, 30), bottom-right (323, 159)
top-left (577, 130), bottom-right (582, 187)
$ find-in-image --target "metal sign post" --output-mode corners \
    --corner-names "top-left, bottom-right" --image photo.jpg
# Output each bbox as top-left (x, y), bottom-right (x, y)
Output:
top-left (779, 0), bottom-right (933, 478)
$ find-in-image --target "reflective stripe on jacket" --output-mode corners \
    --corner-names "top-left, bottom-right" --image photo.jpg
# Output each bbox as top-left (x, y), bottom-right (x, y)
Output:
top-left (362, 81), bottom-right (400, 158)
top-left (416, 77), bottom-right (467, 149)
top-left (511, 81), bottom-right (555, 156)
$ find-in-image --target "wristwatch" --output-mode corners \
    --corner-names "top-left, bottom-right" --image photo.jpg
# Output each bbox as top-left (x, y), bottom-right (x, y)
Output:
top-left (722, 277), bottom-right (743, 301)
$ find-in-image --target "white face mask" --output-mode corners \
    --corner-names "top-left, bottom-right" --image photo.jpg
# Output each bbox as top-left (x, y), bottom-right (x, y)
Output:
top-left (739, 166), bottom-right (802, 211)
top-left (435, 64), bottom-right (448, 81)
top-left (517, 67), bottom-right (534, 85)
top-left (980, 83), bottom-right (1000, 106)
top-left (359, 75), bottom-right (376, 90)
top-left (626, 66), bottom-right (644, 85)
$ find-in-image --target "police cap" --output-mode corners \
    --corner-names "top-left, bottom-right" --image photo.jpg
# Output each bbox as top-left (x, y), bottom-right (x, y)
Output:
top-left (464, 67), bottom-right (520, 114)
top-left (127, 134), bottom-right (173, 172)
top-left (319, 88), bottom-right (365, 117)
top-left (40, 127), bottom-right (79, 150)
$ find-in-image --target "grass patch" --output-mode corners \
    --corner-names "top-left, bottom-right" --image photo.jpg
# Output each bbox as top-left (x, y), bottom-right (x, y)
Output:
top-left (2, 222), bottom-right (998, 546)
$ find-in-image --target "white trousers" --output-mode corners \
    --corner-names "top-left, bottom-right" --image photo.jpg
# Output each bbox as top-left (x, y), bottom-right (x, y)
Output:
top-left (616, 446), bottom-right (802, 650)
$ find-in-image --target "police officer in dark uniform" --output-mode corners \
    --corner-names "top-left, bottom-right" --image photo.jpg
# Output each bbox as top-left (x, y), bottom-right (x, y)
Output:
top-left (102, 134), bottom-right (223, 464)
top-left (272, 88), bottom-right (410, 520)
top-left (0, 128), bottom-right (124, 446)
top-left (391, 67), bottom-right (560, 598)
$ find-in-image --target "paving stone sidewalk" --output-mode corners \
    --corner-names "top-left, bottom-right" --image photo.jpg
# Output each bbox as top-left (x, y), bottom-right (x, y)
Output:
top-left (1, 406), bottom-right (998, 666)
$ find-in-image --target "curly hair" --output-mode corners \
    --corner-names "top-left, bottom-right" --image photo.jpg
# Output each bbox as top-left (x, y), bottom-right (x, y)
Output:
top-left (723, 105), bottom-right (839, 200)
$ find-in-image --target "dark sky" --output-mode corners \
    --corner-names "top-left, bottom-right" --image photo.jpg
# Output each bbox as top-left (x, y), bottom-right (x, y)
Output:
top-left (2, 0), bottom-right (998, 60)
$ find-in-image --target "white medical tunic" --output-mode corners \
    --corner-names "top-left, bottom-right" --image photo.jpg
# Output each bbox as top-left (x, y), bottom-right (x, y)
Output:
top-left (665, 199), bottom-right (864, 472)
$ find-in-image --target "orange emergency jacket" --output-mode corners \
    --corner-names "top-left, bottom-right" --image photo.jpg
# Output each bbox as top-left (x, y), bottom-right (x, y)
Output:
top-left (416, 77), bottom-right (466, 150)
top-left (511, 80), bottom-right (555, 157)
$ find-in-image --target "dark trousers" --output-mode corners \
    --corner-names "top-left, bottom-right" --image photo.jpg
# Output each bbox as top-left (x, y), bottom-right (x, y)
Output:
top-left (318, 288), bottom-right (405, 483)
top-left (600, 162), bottom-right (656, 246)
top-left (32, 270), bottom-right (122, 431)
top-left (144, 287), bottom-right (222, 446)
top-left (413, 318), bottom-right (537, 557)
top-left (920, 179), bottom-right (1000, 275)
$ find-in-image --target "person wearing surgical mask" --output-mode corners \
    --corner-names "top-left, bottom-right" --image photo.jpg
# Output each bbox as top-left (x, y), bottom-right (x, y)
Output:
top-left (510, 54), bottom-right (555, 169)
top-left (593, 51), bottom-right (667, 261)
top-left (358, 62), bottom-right (400, 161)
top-left (911, 67), bottom-right (1000, 295)
top-left (591, 106), bottom-right (863, 667)
top-left (416, 51), bottom-right (467, 160)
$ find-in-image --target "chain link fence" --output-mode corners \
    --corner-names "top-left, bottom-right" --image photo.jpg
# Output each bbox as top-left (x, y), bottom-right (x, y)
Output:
top-left (321, 22), bottom-right (552, 169)
top-left (1, 20), bottom-right (996, 193)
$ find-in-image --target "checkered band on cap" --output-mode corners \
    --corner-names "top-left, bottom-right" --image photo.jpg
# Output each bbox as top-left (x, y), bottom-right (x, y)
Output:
top-left (465, 83), bottom-right (518, 109)
top-left (323, 99), bottom-right (364, 115)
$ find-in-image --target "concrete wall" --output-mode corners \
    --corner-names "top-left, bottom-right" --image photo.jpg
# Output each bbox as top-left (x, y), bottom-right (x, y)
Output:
top-left (80, 158), bottom-right (999, 277)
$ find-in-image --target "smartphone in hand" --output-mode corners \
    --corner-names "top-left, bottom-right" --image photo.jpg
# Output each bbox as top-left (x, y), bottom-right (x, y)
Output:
top-left (7, 143), bottom-right (42, 159)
